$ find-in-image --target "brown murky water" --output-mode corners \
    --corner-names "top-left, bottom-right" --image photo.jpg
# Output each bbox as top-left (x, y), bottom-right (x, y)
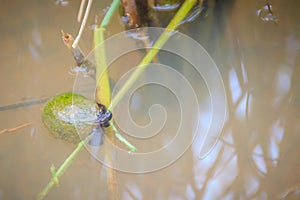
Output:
top-left (1, 0), bottom-right (300, 199)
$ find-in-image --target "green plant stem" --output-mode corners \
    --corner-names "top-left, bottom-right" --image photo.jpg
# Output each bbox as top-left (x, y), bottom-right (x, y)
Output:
top-left (108, 0), bottom-right (197, 111)
top-left (94, 27), bottom-right (111, 106)
top-left (101, 0), bottom-right (120, 27)
top-left (37, 134), bottom-right (93, 200)
top-left (38, 1), bottom-right (197, 198)
top-left (110, 122), bottom-right (137, 152)
top-left (94, 0), bottom-right (120, 106)
top-left (94, 1), bottom-right (121, 199)
top-left (93, 0), bottom-right (137, 150)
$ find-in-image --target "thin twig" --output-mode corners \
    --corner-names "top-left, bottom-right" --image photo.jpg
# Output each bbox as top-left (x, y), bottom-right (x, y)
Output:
top-left (72, 0), bottom-right (93, 48)
top-left (0, 129), bottom-right (8, 135)
top-left (0, 122), bottom-right (32, 135)
top-left (280, 181), bottom-right (300, 199)
top-left (77, 0), bottom-right (87, 22)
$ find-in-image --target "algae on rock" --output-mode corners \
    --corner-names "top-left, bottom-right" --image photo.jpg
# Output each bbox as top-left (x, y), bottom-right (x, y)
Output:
top-left (42, 93), bottom-right (96, 144)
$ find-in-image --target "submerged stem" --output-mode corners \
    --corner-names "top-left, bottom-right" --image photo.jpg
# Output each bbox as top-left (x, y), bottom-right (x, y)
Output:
top-left (37, 134), bottom-right (93, 200)
top-left (0, 122), bottom-right (32, 135)
top-left (110, 121), bottom-right (137, 152)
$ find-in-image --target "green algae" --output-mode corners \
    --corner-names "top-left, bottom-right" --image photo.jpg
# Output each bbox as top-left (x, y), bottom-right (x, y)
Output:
top-left (42, 93), bottom-right (96, 144)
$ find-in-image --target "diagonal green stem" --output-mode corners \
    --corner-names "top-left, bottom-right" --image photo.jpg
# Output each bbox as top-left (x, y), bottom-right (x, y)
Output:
top-left (108, 0), bottom-right (197, 110)
top-left (38, 1), bottom-right (198, 198)
top-left (110, 121), bottom-right (137, 151)
top-left (37, 134), bottom-right (93, 200)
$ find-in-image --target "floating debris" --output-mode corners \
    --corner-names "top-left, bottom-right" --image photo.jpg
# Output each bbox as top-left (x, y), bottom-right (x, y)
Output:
top-left (257, 1), bottom-right (278, 23)
top-left (0, 122), bottom-right (32, 135)
top-left (61, 31), bottom-right (96, 79)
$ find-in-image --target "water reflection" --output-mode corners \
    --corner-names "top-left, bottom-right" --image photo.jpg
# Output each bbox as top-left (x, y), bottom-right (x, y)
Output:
top-left (54, 0), bottom-right (69, 7)
top-left (184, 0), bottom-right (300, 199)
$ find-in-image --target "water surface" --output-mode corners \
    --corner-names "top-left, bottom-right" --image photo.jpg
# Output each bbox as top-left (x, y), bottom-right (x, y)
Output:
top-left (0, 0), bottom-right (300, 199)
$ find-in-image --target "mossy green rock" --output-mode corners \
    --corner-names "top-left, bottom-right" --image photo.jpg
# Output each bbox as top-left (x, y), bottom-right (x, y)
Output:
top-left (42, 93), bottom-right (97, 144)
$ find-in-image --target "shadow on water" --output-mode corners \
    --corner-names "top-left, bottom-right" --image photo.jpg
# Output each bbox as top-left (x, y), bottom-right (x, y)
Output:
top-left (0, 0), bottom-right (300, 199)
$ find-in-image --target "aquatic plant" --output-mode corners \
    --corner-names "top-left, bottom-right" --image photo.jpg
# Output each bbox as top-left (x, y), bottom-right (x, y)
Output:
top-left (42, 93), bottom-right (94, 144)
top-left (38, 0), bottom-right (200, 199)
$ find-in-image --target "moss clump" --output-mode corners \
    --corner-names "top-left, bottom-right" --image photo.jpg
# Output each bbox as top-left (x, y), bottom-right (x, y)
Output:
top-left (42, 93), bottom-right (96, 144)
